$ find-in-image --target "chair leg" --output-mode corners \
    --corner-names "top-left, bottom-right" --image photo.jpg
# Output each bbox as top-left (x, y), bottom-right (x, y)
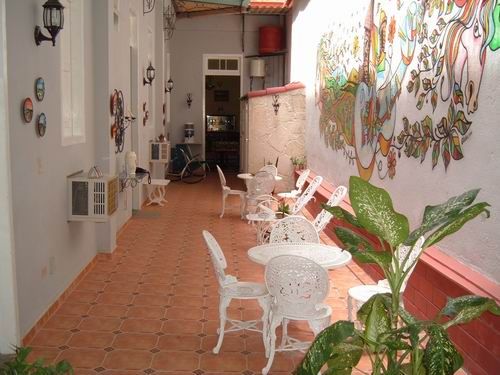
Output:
top-left (262, 315), bottom-right (281, 375)
top-left (257, 296), bottom-right (271, 357)
top-left (280, 318), bottom-right (289, 349)
top-left (213, 296), bottom-right (231, 354)
top-left (220, 193), bottom-right (226, 218)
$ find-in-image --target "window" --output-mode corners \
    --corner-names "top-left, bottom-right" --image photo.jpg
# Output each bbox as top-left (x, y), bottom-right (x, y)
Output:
top-left (61, 0), bottom-right (85, 146)
top-left (205, 57), bottom-right (240, 75)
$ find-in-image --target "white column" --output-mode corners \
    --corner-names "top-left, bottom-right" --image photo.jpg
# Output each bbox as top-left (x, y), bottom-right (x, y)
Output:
top-left (0, 0), bottom-right (20, 353)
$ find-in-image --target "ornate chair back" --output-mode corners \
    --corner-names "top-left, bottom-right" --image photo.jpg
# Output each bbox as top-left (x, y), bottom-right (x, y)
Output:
top-left (291, 175), bottom-right (323, 215)
top-left (295, 169), bottom-right (311, 192)
top-left (259, 164), bottom-right (278, 177)
top-left (312, 185), bottom-right (348, 233)
top-left (202, 230), bottom-right (232, 288)
top-left (216, 165), bottom-right (227, 188)
top-left (269, 216), bottom-right (320, 244)
top-left (265, 255), bottom-right (329, 317)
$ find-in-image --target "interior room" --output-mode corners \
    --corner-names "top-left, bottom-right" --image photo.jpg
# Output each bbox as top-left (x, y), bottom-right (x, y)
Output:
top-left (0, 0), bottom-right (498, 374)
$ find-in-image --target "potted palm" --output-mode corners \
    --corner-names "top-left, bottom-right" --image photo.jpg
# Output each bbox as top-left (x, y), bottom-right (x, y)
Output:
top-left (295, 176), bottom-right (499, 375)
top-left (291, 156), bottom-right (307, 170)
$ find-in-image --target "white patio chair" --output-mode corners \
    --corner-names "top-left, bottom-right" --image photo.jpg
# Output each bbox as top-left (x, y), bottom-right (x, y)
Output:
top-left (290, 175), bottom-right (323, 215)
top-left (202, 230), bottom-right (271, 354)
top-left (277, 168), bottom-right (310, 200)
top-left (263, 255), bottom-right (331, 375)
top-left (259, 164), bottom-right (278, 176)
top-left (245, 171), bottom-right (276, 214)
top-left (347, 236), bottom-right (426, 322)
top-left (216, 165), bottom-right (245, 218)
top-left (312, 185), bottom-right (348, 233)
top-left (269, 215), bottom-right (320, 244)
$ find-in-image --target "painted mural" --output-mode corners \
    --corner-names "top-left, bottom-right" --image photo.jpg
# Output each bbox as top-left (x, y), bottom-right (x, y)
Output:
top-left (315, 0), bottom-right (500, 180)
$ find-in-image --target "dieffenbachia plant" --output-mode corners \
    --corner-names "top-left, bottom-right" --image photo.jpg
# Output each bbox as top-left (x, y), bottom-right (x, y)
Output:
top-left (294, 176), bottom-right (499, 375)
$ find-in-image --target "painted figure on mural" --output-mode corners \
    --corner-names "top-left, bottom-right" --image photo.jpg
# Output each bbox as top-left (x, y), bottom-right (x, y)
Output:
top-left (316, 0), bottom-right (500, 180)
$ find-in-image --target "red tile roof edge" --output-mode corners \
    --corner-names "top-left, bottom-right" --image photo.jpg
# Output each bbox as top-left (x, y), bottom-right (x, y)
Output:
top-left (249, 0), bottom-right (293, 9)
top-left (247, 81), bottom-right (305, 98)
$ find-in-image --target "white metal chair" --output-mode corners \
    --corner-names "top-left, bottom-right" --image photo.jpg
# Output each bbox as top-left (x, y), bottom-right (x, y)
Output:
top-left (202, 230), bottom-right (271, 354)
top-left (290, 175), bottom-right (323, 215)
top-left (277, 169), bottom-right (310, 200)
top-left (216, 165), bottom-right (245, 218)
top-left (312, 185), bottom-right (348, 233)
top-left (347, 236), bottom-right (426, 322)
top-left (259, 164), bottom-right (278, 176)
top-left (245, 171), bottom-right (276, 215)
top-left (263, 255), bottom-right (331, 375)
top-left (269, 215), bottom-right (320, 244)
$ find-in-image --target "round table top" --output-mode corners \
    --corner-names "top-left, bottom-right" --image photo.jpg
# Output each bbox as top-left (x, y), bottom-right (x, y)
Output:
top-left (248, 242), bottom-right (352, 269)
top-left (237, 173), bottom-right (283, 181)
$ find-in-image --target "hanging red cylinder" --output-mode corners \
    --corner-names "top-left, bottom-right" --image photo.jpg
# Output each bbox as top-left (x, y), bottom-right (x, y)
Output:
top-left (259, 26), bottom-right (283, 54)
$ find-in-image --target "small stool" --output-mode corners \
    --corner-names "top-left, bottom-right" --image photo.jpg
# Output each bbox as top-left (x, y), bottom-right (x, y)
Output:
top-left (143, 179), bottom-right (170, 206)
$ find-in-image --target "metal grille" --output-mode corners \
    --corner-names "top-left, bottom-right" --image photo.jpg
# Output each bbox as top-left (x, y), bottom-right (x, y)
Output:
top-left (93, 181), bottom-right (106, 216)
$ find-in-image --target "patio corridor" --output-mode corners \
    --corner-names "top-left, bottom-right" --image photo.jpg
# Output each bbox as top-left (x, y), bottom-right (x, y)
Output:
top-left (25, 173), bottom-right (373, 374)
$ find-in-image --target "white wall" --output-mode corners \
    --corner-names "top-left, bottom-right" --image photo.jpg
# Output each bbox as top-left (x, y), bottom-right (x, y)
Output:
top-left (289, 0), bottom-right (500, 282)
top-left (169, 14), bottom-right (282, 147)
top-left (6, 0), bottom-right (163, 336)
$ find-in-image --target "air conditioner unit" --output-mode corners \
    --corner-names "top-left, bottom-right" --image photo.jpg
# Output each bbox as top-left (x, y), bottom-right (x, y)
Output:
top-left (150, 142), bottom-right (171, 163)
top-left (68, 172), bottom-right (119, 222)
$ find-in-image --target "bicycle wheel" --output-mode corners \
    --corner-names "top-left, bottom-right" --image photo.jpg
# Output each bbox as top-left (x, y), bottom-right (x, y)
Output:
top-left (181, 161), bottom-right (208, 184)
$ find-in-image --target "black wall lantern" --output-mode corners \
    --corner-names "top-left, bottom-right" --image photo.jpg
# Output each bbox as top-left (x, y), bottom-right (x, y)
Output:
top-left (34, 0), bottom-right (65, 46)
top-left (143, 62), bottom-right (156, 85)
top-left (272, 94), bottom-right (280, 115)
top-left (165, 78), bottom-right (174, 93)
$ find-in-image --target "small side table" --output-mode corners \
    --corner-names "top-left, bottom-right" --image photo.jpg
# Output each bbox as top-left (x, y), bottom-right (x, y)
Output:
top-left (143, 179), bottom-right (170, 206)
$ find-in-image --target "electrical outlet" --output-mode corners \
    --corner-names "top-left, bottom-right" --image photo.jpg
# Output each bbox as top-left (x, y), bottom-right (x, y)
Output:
top-left (49, 256), bottom-right (56, 275)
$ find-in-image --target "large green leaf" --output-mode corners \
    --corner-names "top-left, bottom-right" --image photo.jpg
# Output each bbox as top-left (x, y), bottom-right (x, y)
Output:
top-left (357, 294), bottom-right (391, 350)
top-left (322, 204), bottom-right (362, 228)
top-left (406, 189), bottom-right (480, 245)
top-left (325, 342), bottom-right (363, 373)
top-left (349, 176), bottom-right (409, 248)
top-left (424, 202), bottom-right (490, 247)
top-left (334, 227), bottom-right (391, 268)
top-left (441, 295), bottom-right (500, 329)
top-left (294, 321), bottom-right (358, 375)
top-left (423, 325), bottom-right (463, 375)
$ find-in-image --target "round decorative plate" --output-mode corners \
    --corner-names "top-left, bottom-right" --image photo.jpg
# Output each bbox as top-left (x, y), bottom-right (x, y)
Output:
top-left (22, 98), bottom-right (33, 123)
top-left (35, 77), bottom-right (45, 101)
top-left (37, 113), bottom-right (47, 137)
top-left (110, 89), bottom-right (118, 115)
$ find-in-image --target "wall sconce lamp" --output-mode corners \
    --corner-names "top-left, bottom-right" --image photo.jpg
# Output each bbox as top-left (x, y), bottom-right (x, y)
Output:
top-left (186, 93), bottom-right (193, 108)
top-left (165, 78), bottom-right (174, 93)
top-left (34, 0), bottom-right (65, 47)
top-left (272, 94), bottom-right (280, 115)
top-left (143, 62), bottom-right (156, 85)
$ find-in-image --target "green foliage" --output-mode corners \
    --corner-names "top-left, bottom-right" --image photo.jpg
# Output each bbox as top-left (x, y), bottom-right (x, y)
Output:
top-left (0, 347), bottom-right (73, 375)
top-left (295, 177), bottom-right (498, 374)
top-left (277, 201), bottom-right (290, 215)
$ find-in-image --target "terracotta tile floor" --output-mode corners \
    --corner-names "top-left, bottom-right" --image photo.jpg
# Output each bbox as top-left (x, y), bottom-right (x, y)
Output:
top-left (25, 173), bottom-right (376, 374)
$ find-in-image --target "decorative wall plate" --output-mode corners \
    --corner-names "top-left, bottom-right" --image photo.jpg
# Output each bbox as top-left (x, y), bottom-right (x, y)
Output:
top-left (37, 113), bottom-right (47, 137)
top-left (22, 98), bottom-right (33, 123)
top-left (35, 77), bottom-right (45, 101)
top-left (110, 89), bottom-right (118, 115)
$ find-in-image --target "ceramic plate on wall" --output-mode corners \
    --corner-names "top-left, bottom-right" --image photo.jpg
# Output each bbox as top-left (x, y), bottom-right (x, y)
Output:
top-left (37, 113), bottom-right (47, 137)
top-left (110, 89), bottom-right (118, 115)
top-left (35, 77), bottom-right (45, 101)
top-left (22, 98), bottom-right (33, 123)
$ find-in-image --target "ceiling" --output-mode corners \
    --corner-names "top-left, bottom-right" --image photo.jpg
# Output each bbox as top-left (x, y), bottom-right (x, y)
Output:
top-left (172, 0), bottom-right (292, 18)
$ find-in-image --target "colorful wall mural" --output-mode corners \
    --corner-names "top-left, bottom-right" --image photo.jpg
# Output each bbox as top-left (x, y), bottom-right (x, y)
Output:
top-left (315, 0), bottom-right (500, 180)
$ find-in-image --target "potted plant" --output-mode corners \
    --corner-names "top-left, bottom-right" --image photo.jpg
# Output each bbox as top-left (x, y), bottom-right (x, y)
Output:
top-left (276, 200), bottom-right (290, 219)
top-left (295, 176), bottom-right (499, 375)
top-left (0, 346), bottom-right (73, 374)
top-left (291, 156), bottom-right (307, 170)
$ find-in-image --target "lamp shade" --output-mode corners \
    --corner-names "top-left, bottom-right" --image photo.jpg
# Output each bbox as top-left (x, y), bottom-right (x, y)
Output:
top-left (43, 0), bottom-right (64, 46)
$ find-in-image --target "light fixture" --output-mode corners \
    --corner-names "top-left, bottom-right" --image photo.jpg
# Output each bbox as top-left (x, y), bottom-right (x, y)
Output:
top-left (165, 78), bottom-right (174, 93)
top-left (34, 0), bottom-right (65, 47)
top-left (143, 62), bottom-right (156, 85)
top-left (163, 3), bottom-right (176, 40)
top-left (186, 93), bottom-right (193, 108)
top-left (272, 94), bottom-right (280, 115)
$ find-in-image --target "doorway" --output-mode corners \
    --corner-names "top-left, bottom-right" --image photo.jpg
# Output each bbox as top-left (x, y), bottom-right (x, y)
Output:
top-left (202, 55), bottom-right (242, 172)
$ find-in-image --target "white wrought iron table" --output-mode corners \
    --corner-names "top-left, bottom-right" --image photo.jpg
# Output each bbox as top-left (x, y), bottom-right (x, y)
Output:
top-left (248, 242), bottom-right (352, 269)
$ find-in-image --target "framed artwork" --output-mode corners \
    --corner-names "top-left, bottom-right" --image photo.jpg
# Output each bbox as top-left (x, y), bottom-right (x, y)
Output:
top-left (37, 113), bottom-right (47, 137)
top-left (35, 77), bottom-right (45, 101)
top-left (22, 98), bottom-right (33, 123)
